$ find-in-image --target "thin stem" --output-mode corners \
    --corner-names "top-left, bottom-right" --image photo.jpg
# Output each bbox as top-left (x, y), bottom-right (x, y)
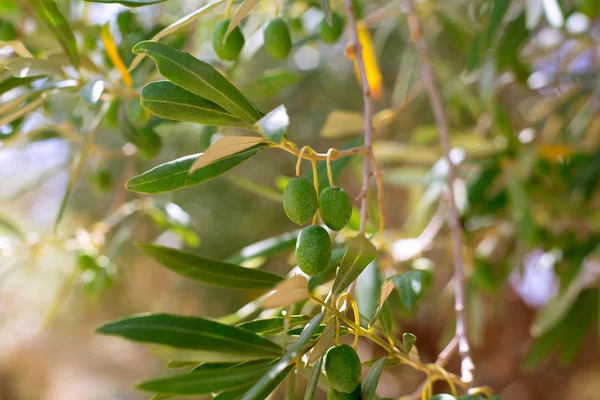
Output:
top-left (343, 0), bottom-right (374, 236)
top-left (405, 1), bottom-right (474, 384)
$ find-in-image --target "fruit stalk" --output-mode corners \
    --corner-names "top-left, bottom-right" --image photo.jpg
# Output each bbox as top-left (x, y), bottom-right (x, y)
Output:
top-left (406, 0), bottom-right (475, 385)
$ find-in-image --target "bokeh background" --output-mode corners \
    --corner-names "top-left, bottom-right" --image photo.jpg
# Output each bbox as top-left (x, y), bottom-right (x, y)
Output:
top-left (1, 0), bottom-right (600, 399)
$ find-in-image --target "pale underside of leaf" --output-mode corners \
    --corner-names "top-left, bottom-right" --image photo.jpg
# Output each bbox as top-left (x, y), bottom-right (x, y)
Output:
top-left (263, 275), bottom-right (309, 309)
top-left (226, 0), bottom-right (260, 38)
top-left (190, 136), bottom-right (266, 173)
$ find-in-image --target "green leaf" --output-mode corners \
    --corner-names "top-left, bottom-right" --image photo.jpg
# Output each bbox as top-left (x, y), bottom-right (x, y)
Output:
top-left (255, 105), bottom-right (289, 145)
top-left (5, 57), bottom-right (64, 78)
top-left (332, 235), bottom-right (377, 295)
top-left (79, 78), bottom-right (104, 105)
top-left (303, 356), bottom-right (323, 400)
top-left (125, 142), bottom-right (269, 194)
top-left (97, 313), bottom-right (282, 358)
top-left (84, 0), bottom-right (169, 7)
top-left (320, 0), bottom-right (332, 25)
top-left (390, 270), bottom-right (429, 314)
top-left (140, 244), bottom-right (284, 290)
top-left (190, 136), bottom-right (266, 173)
top-left (226, 0), bottom-right (260, 38)
top-left (485, 0), bottom-right (511, 43)
top-left (132, 41), bottom-right (262, 124)
top-left (141, 81), bottom-right (251, 129)
top-left (26, 0), bottom-right (79, 68)
top-left (240, 312), bottom-right (324, 400)
top-left (237, 316), bottom-right (311, 335)
top-left (226, 230), bottom-right (298, 264)
top-left (0, 19), bottom-right (16, 41)
top-left (355, 261), bottom-right (381, 325)
top-left (361, 357), bottom-right (386, 400)
top-left (402, 332), bottom-right (416, 354)
top-left (0, 76), bottom-right (39, 95)
top-left (138, 361), bottom-right (276, 395)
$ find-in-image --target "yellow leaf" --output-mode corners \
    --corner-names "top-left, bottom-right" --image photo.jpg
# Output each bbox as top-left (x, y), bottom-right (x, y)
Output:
top-left (263, 274), bottom-right (308, 308)
top-left (320, 110), bottom-right (364, 138)
top-left (350, 22), bottom-right (383, 101)
top-left (189, 135), bottom-right (266, 173)
top-left (101, 24), bottom-right (132, 88)
top-left (537, 144), bottom-right (573, 161)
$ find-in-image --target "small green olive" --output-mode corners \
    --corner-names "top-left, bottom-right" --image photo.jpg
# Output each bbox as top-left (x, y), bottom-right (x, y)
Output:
top-left (325, 344), bottom-right (361, 393)
top-left (319, 186), bottom-right (352, 231)
top-left (263, 18), bottom-right (292, 59)
top-left (319, 12), bottom-right (345, 44)
top-left (212, 19), bottom-right (245, 61)
top-left (327, 384), bottom-right (361, 400)
top-left (283, 177), bottom-right (317, 225)
top-left (296, 225), bottom-right (331, 276)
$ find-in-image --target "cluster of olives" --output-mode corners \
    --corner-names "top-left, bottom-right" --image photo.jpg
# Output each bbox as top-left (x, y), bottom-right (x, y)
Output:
top-left (325, 344), bottom-right (362, 399)
top-left (283, 177), bottom-right (352, 276)
top-left (212, 11), bottom-right (345, 61)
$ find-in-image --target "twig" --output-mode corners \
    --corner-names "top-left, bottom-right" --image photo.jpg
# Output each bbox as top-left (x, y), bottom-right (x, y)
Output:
top-left (343, 0), bottom-right (374, 236)
top-left (406, 2), bottom-right (474, 384)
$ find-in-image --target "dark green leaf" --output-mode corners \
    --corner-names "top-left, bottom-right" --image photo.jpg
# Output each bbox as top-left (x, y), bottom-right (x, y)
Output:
top-left (132, 41), bottom-right (262, 124)
top-left (96, 313), bottom-right (282, 358)
top-left (141, 81), bottom-right (251, 129)
top-left (255, 105), bottom-right (289, 145)
top-left (125, 142), bottom-right (269, 194)
top-left (390, 270), bottom-right (429, 314)
top-left (355, 261), bottom-right (381, 325)
top-left (137, 362), bottom-right (276, 395)
top-left (140, 244), bottom-right (284, 290)
top-left (402, 332), bottom-right (416, 354)
top-left (84, 0), bottom-right (169, 7)
top-left (0, 76), bottom-right (39, 96)
top-left (0, 19), bottom-right (16, 40)
top-left (332, 235), bottom-right (377, 295)
top-left (240, 312), bottom-right (324, 400)
top-left (486, 0), bottom-right (511, 43)
top-left (361, 357), bottom-right (386, 400)
top-left (237, 316), bottom-right (311, 335)
top-left (26, 0), bottom-right (79, 68)
top-left (303, 356), bottom-right (323, 400)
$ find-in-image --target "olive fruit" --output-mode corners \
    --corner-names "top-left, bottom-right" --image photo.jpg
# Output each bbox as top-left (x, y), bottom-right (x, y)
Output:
top-left (328, 384), bottom-right (361, 400)
top-left (296, 225), bottom-right (331, 276)
top-left (319, 186), bottom-right (352, 231)
top-left (263, 18), bottom-right (292, 59)
top-left (0, 19), bottom-right (16, 41)
top-left (283, 177), bottom-right (317, 225)
top-left (90, 169), bottom-right (112, 193)
top-left (325, 344), bottom-right (361, 393)
top-left (212, 19), bottom-right (245, 61)
top-left (319, 12), bottom-right (344, 44)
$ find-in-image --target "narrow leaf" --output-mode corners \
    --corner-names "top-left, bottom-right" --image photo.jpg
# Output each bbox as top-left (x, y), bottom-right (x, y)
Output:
top-left (226, 0), bottom-right (260, 38)
top-left (402, 332), bottom-right (416, 354)
top-left (5, 57), bottom-right (63, 78)
top-left (255, 105), bottom-right (289, 145)
top-left (141, 81), bottom-right (251, 128)
top-left (125, 142), bottom-right (269, 193)
top-left (101, 23), bottom-right (132, 87)
top-left (390, 270), bottom-right (430, 314)
top-left (332, 235), bottom-right (377, 295)
top-left (97, 313), bottom-right (282, 357)
top-left (303, 356), bottom-right (323, 400)
top-left (355, 261), bottom-right (381, 325)
top-left (263, 275), bottom-right (309, 309)
top-left (240, 313), bottom-right (324, 400)
top-left (190, 136), bottom-right (266, 173)
top-left (140, 244), bottom-right (283, 290)
top-left (307, 317), bottom-right (335, 364)
top-left (361, 357), bottom-right (386, 400)
top-left (320, 0), bottom-right (332, 25)
top-left (85, 0), bottom-right (169, 6)
top-left (138, 362), bottom-right (275, 395)
top-left (27, 0), bottom-right (79, 68)
top-left (132, 41), bottom-right (262, 123)
top-left (227, 230), bottom-right (298, 264)
top-left (237, 316), bottom-right (311, 335)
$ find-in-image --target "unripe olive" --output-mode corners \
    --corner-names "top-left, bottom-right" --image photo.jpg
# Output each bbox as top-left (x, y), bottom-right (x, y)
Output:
top-left (212, 19), bottom-right (245, 61)
top-left (0, 19), bottom-right (16, 41)
top-left (90, 169), bottom-right (113, 193)
top-left (328, 384), bottom-right (361, 400)
top-left (296, 225), bottom-right (331, 276)
top-left (319, 186), bottom-right (352, 231)
top-left (263, 18), bottom-right (292, 59)
top-left (319, 12), bottom-right (344, 44)
top-left (283, 177), bottom-right (317, 225)
top-left (325, 344), bottom-right (361, 393)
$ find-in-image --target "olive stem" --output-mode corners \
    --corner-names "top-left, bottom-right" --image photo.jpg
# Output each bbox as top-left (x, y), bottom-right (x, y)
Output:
top-left (405, 0), bottom-right (474, 385)
top-left (325, 148), bottom-right (337, 187)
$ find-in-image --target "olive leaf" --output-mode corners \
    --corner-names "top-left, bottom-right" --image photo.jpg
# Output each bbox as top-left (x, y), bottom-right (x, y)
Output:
top-left (125, 142), bottom-right (269, 194)
top-left (361, 357), bottom-right (386, 400)
top-left (263, 275), bottom-right (309, 308)
top-left (132, 41), bottom-right (262, 124)
top-left (255, 105), bottom-right (289, 144)
top-left (320, 0), bottom-right (332, 25)
top-left (237, 316), bottom-right (311, 335)
top-left (303, 356), bottom-right (323, 400)
top-left (307, 316), bottom-right (335, 364)
top-left (225, 0), bottom-right (259, 38)
top-left (84, 0), bottom-right (169, 7)
top-left (141, 81), bottom-right (252, 128)
top-left (390, 270), bottom-right (430, 314)
top-left (332, 235), bottom-right (377, 295)
top-left (140, 244), bottom-right (284, 290)
top-left (226, 230), bottom-right (298, 264)
top-left (190, 136), bottom-right (267, 173)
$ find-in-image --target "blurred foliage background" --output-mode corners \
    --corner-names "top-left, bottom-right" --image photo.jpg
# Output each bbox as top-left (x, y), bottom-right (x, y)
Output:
top-left (0, 0), bottom-right (600, 399)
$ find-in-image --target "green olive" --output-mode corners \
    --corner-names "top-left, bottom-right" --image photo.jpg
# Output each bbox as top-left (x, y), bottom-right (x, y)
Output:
top-left (325, 344), bottom-right (361, 393)
top-left (212, 19), bottom-right (245, 61)
top-left (327, 384), bottom-right (361, 400)
top-left (296, 225), bottom-right (331, 276)
top-left (319, 186), bottom-right (352, 231)
top-left (0, 19), bottom-right (16, 41)
top-left (283, 177), bottom-right (317, 225)
top-left (319, 12), bottom-right (344, 44)
top-left (263, 18), bottom-right (292, 59)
